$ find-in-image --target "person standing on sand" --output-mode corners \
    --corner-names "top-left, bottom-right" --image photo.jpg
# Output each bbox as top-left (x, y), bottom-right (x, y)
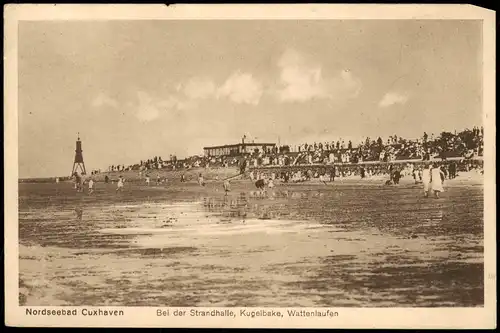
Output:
top-left (116, 176), bottom-right (125, 192)
top-left (145, 175), bottom-right (150, 186)
top-left (156, 174), bottom-right (161, 185)
top-left (449, 161), bottom-right (457, 179)
top-left (440, 164), bottom-right (448, 180)
top-left (223, 179), bottom-right (231, 196)
top-left (320, 173), bottom-right (328, 185)
top-left (240, 158), bottom-right (247, 174)
top-left (77, 174), bottom-right (84, 192)
top-left (73, 172), bottom-right (79, 190)
top-left (388, 164), bottom-right (394, 183)
top-left (430, 163), bottom-right (445, 199)
top-left (198, 173), bottom-right (205, 187)
top-left (422, 164), bottom-right (432, 198)
top-left (413, 168), bottom-right (420, 184)
top-left (88, 178), bottom-right (94, 195)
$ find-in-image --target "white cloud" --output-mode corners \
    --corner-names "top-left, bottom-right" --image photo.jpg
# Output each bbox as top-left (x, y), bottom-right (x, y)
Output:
top-left (157, 95), bottom-right (197, 111)
top-left (378, 92), bottom-right (409, 108)
top-left (175, 73), bottom-right (263, 106)
top-left (135, 91), bottom-right (161, 122)
top-left (339, 70), bottom-right (363, 98)
top-left (276, 49), bottom-right (324, 102)
top-left (134, 90), bottom-right (198, 122)
top-left (131, 72), bottom-right (263, 122)
top-left (91, 93), bottom-right (118, 109)
top-left (217, 71), bottom-right (263, 105)
top-left (175, 99), bottom-right (198, 111)
top-left (181, 77), bottom-right (216, 100)
top-left (276, 49), bottom-right (362, 103)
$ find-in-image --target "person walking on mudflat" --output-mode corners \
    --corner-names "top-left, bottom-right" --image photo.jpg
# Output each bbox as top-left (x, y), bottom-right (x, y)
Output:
top-left (88, 178), bottom-right (94, 195)
top-left (198, 173), bottom-right (205, 187)
top-left (223, 179), bottom-right (231, 196)
top-left (116, 176), bottom-right (125, 192)
top-left (422, 164), bottom-right (432, 198)
top-left (413, 167), bottom-right (420, 184)
top-left (430, 163), bottom-right (446, 199)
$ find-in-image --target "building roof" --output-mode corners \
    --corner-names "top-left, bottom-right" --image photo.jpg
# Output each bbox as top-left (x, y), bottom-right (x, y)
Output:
top-left (203, 142), bottom-right (276, 150)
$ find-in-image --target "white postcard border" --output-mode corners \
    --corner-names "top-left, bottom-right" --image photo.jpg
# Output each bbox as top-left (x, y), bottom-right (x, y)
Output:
top-left (4, 4), bottom-right (496, 329)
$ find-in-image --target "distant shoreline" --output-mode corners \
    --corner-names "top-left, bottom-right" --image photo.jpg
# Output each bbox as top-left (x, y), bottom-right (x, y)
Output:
top-left (18, 169), bottom-right (483, 187)
top-left (18, 157), bottom-right (484, 183)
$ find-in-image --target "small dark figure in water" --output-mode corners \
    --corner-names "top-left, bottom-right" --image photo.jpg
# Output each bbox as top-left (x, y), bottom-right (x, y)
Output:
top-left (255, 179), bottom-right (265, 191)
top-left (239, 159), bottom-right (247, 174)
top-left (448, 162), bottom-right (457, 179)
top-left (393, 170), bottom-right (401, 185)
top-left (104, 175), bottom-right (109, 184)
top-left (330, 166), bottom-right (336, 182)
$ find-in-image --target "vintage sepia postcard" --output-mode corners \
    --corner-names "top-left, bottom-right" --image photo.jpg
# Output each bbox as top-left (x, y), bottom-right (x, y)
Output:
top-left (4, 4), bottom-right (496, 329)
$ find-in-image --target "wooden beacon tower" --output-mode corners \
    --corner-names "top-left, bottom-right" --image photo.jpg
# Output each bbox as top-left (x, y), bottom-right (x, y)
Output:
top-left (71, 133), bottom-right (87, 176)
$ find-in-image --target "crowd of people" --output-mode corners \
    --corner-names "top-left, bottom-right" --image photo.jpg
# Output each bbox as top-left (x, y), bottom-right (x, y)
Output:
top-left (209, 158), bottom-right (480, 201)
top-left (100, 127), bottom-right (483, 180)
top-left (71, 153), bottom-right (483, 196)
top-left (242, 158), bottom-right (482, 185)
top-left (247, 127), bottom-right (484, 168)
top-left (64, 126), bottom-right (485, 201)
top-left (106, 154), bottom-right (241, 174)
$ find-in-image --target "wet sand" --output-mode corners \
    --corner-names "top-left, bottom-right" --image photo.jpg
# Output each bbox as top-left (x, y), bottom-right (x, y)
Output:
top-left (18, 175), bottom-right (484, 307)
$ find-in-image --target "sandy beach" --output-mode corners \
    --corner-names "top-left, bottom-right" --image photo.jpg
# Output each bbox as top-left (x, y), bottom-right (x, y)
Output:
top-left (19, 171), bottom-right (483, 307)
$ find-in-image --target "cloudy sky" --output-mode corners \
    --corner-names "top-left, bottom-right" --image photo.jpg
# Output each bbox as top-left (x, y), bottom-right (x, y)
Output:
top-left (18, 20), bottom-right (482, 178)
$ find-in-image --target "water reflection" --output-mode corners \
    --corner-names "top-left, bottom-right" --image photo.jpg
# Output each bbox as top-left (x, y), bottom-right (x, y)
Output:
top-left (202, 189), bottom-right (339, 225)
top-left (203, 192), bottom-right (249, 222)
top-left (19, 183), bottom-right (484, 307)
top-left (203, 191), bottom-right (299, 223)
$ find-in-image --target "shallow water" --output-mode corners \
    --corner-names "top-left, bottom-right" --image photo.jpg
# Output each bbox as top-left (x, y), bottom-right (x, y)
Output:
top-left (18, 180), bottom-right (484, 307)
